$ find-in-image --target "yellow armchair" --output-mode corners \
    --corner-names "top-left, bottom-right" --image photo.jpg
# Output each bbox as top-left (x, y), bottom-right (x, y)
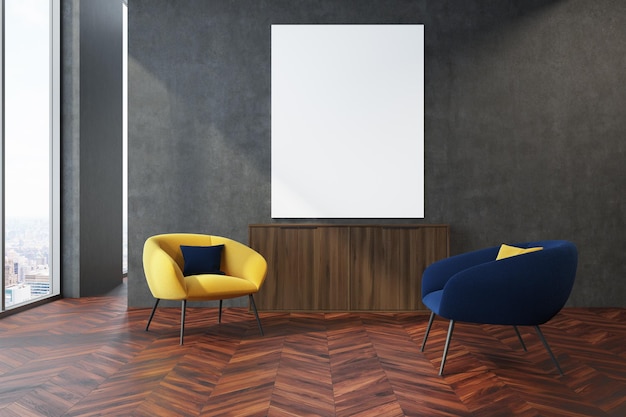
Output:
top-left (143, 233), bottom-right (267, 344)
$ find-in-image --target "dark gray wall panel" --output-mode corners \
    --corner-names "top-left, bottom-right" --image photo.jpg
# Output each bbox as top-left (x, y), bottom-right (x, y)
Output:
top-left (128, 0), bottom-right (626, 308)
top-left (78, 0), bottom-right (123, 296)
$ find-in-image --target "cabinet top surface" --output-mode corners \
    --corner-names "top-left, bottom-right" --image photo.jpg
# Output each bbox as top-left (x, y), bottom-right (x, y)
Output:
top-left (249, 223), bottom-right (449, 228)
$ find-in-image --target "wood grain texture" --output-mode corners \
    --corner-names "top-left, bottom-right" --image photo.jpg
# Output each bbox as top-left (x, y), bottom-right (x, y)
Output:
top-left (350, 226), bottom-right (450, 311)
top-left (313, 227), bottom-right (351, 310)
top-left (249, 224), bottom-right (449, 311)
top-left (250, 226), bottom-right (351, 311)
top-left (1, 282), bottom-right (626, 416)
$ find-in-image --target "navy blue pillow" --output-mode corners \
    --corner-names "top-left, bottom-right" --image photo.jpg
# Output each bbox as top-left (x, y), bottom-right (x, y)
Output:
top-left (180, 244), bottom-right (225, 276)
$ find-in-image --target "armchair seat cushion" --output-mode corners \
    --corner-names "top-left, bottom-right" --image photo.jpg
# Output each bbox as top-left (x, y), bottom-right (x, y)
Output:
top-left (185, 274), bottom-right (259, 301)
top-left (422, 290), bottom-right (443, 313)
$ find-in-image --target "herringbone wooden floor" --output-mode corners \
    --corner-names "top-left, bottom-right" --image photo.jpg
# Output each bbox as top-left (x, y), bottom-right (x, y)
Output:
top-left (1, 281), bottom-right (626, 416)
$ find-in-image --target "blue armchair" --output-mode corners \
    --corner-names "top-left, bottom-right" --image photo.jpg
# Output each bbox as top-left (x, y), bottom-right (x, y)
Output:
top-left (420, 240), bottom-right (578, 375)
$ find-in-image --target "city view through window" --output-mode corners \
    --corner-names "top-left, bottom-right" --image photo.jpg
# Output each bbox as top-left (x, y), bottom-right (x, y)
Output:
top-left (4, 218), bottom-right (51, 306)
top-left (3, 0), bottom-right (58, 308)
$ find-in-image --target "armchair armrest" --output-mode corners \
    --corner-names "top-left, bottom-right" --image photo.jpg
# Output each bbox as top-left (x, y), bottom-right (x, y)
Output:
top-left (422, 246), bottom-right (499, 296)
top-left (212, 236), bottom-right (268, 290)
top-left (143, 237), bottom-right (187, 300)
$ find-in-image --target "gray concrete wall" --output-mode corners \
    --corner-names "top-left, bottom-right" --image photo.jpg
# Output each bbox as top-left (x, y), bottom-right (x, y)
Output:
top-left (61, 0), bottom-right (81, 298)
top-left (128, 0), bottom-right (626, 308)
top-left (62, 0), bottom-right (123, 297)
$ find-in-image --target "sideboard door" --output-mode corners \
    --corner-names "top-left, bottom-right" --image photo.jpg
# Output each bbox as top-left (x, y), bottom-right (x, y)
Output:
top-left (350, 226), bottom-right (449, 311)
top-left (249, 225), bottom-right (350, 310)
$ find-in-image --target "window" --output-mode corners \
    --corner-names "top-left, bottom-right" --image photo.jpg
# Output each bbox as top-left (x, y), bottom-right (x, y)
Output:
top-left (2, 0), bottom-right (60, 311)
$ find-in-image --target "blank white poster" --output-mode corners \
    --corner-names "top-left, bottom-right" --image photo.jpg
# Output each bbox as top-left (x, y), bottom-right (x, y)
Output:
top-left (271, 24), bottom-right (424, 218)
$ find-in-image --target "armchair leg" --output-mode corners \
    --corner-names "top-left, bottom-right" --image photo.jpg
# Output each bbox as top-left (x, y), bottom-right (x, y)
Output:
top-left (249, 294), bottom-right (264, 336)
top-left (513, 326), bottom-right (527, 351)
top-left (421, 311), bottom-right (436, 352)
top-left (439, 320), bottom-right (455, 376)
top-left (146, 299), bottom-right (160, 331)
top-left (219, 300), bottom-right (223, 324)
top-left (180, 300), bottom-right (187, 345)
top-left (534, 325), bottom-right (563, 375)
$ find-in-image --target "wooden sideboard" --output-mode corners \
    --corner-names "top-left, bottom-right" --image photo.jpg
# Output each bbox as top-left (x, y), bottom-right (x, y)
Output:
top-left (248, 224), bottom-right (449, 311)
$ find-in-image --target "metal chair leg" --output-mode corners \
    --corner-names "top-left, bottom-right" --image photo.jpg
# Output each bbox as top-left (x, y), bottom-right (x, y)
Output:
top-left (249, 294), bottom-right (264, 336)
top-left (421, 311), bottom-right (436, 352)
top-left (218, 300), bottom-right (223, 324)
top-left (180, 300), bottom-right (187, 345)
top-left (534, 325), bottom-right (563, 375)
top-left (145, 299), bottom-right (160, 331)
top-left (439, 320), bottom-right (455, 376)
top-left (513, 325), bottom-right (527, 351)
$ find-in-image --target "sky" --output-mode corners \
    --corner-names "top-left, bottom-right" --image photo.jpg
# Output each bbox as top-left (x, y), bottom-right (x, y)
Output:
top-left (4, 0), bottom-right (51, 219)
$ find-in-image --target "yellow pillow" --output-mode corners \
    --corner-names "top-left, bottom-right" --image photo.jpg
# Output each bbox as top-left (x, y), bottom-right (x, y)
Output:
top-left (496, 244), bottom-right (543, 260)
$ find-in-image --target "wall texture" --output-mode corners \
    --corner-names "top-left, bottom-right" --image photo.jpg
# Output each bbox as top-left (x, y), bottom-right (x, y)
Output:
top-left (62, 0), bottom-right (123, 297)
top-left (61, 0), bottom-right (81, 297)
top-left (128, 0), bottom-right (626, 308)
top-left (79, 0), bottom-right (123, 296)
